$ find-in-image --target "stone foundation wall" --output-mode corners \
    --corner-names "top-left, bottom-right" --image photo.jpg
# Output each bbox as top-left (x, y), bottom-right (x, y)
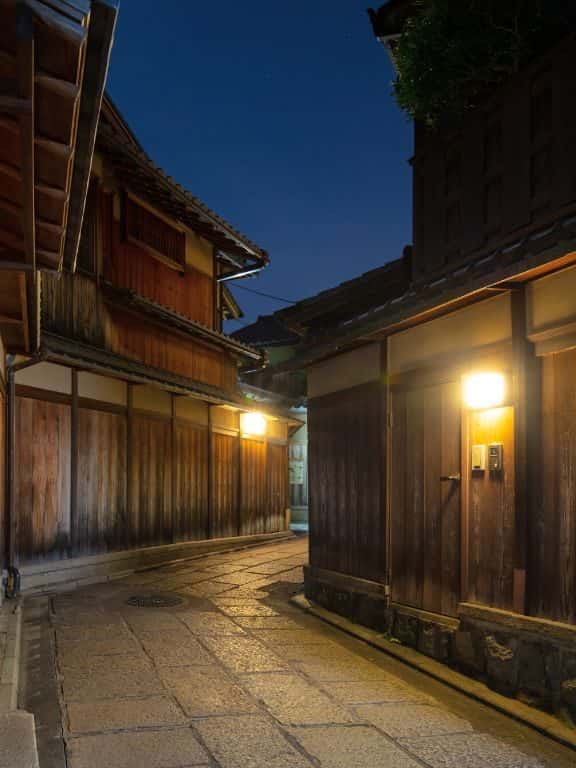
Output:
top-left (305, 565), bottom-right (576, 720)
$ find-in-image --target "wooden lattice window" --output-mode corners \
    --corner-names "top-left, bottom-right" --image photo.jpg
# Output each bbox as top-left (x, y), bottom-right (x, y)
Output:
top-left (124, 195), bottom-right (186, 270)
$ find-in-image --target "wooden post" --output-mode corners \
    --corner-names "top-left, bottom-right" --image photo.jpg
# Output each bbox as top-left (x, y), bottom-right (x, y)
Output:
top-left (70, 368), bottom-right (79, 555)
top-left (126, 383), bottom-right (133, 549)
top-left (207, 404), bottom-right (213, 539)
top-left (382, 339), bottom-right (391, 595)
top-left (7, 368), bottom-right (17, 570)
top-left (511, 287), bottom-right (537, 615)
top-left (170, 394), bottom-right (176, 544)
top-left (237, 428), bottom-right (243, 537)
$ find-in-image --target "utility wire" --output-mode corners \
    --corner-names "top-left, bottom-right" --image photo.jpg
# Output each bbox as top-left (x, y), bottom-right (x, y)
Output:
top-left (230, 283), bottom-right (296, 304)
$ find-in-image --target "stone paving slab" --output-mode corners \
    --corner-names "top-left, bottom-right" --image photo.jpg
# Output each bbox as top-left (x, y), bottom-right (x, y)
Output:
top-left (137, 630), bottom-right (214, 666)
top-left (122, 611), bottom-right (185, 631)
top-left (233, 615), bottom-right (307, 630)
top-left (356, 703), bottom-right (474, 739)
top-left (400, 732), bottom-right (544, 767)
top-left (288, 725), bottom-right (422, 768)
top-left (0, 711), bottom-right (39, 768)
top-left (193, 715), bottom-right (313, 768)
top-left (55, 626), bottom-right (141, 656)
top-left (66, 728), bottom-right (210, 768)
top-left (320, 679), bottom-right (436, 706)
top-left (242, 672), bottom-right (358, 725)
top-left (252, 628), bottom-right (332, 646)
top-left (66, 695), bottom-right (186, 734)
top-left (200, 635), bottom-right (289, 673)
top-left (217, 602), bottom-right (279, 617)
top-left (60, 655), bottom-right (165, 702)
top-left (178, 611), bottom-right (246, 635)
top-left (159, 665), bottom-right (257, 716)
top-left (297, 658), bottom-right (397, 682)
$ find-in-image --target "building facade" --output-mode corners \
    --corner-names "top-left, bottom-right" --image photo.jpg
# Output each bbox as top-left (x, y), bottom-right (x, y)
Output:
top-left (299, 11), bottom-right (576, 714)
top-left (3, 95), bottom-right (292, 594)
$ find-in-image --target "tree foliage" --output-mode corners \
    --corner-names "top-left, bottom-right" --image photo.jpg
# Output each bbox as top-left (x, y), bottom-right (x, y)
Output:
top-left (393, 0), bottom-right (575, 126)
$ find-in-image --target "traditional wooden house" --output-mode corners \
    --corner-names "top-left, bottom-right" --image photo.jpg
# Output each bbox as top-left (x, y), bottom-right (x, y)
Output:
top-left (5, 94), bottom-right (292, 594)
top-left (291, 4), bottom-right (576, 713)
top-left (0, 0), bottom-right (119, 596)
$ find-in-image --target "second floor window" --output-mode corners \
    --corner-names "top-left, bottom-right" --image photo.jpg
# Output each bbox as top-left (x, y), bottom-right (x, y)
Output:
top-left (124, 195), bottom-right (186, 270)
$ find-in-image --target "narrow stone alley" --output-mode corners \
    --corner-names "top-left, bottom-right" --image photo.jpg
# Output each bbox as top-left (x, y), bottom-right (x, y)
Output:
top-left (20, 537), bottom-right (575, 768)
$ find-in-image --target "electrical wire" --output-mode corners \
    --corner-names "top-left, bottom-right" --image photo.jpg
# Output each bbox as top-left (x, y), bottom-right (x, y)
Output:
top-left (230, 283), bottom-right (296, 304)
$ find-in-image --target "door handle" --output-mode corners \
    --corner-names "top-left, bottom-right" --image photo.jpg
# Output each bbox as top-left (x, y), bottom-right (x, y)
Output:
top-left (440, 474), bottom-right (461, 482)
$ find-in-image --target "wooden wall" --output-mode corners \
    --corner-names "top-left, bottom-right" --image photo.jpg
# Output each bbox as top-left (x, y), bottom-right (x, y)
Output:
top-left (42, 273), bottom-right (237, 392)
top-left (13, 384), bottom-right (289, 564)
top-left (412, 36), bottom-right (576, 280)
top-left (390, 381), bottom-right (461, 617)
top-left (530, 347), bottom-right (576, 623)
top-left (308, 381), bottom-right (385, 584)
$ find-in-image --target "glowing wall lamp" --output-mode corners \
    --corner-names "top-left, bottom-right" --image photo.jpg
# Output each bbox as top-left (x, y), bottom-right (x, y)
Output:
top-left (240, 411), bottom-right (267, 437)
top-left (463, 372), bottom-right (506, 410)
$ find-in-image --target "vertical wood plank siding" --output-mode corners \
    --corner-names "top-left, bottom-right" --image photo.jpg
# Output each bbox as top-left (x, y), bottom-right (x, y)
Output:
top-left (174, 422), bottom-right (209, 541)
top-left (0, 388), bottom-right (5, 575)
top-left (308, 381), bottom-right (385, 584)
top-left (467, 407), bottom-right (515, 610)
top-left (390, 382), bottom-right (461, 616)
top-left (15, 397), bottom-right (71, 561)
top-left (530, 348), bottom-right (576, 623)
top-left (211, 432), bottom-right (239, 538)
top-left (129, 415), bottom-right (173, 547)
top-left (42, 273), bottom-right (238, 392)
top-left (77, 408), bottom-right (128, 554)
top-left (240, 439), bottom-right (267, 535)
top-left (14, 390), bottom-right (288, 562)
top-left (105, 214), bottom-right (213, 327)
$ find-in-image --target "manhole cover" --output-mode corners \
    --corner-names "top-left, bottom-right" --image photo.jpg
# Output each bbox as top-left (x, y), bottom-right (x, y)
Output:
top-left (126, 593), bottom-right (183, 608)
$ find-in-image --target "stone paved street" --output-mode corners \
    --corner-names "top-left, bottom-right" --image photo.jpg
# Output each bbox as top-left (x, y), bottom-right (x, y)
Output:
top-left (20, 537), bottom-right (575, 768)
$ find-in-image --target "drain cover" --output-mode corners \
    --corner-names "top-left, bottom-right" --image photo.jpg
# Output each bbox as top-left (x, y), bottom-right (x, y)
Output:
top-left (126, 593), bottom-right (183, 608)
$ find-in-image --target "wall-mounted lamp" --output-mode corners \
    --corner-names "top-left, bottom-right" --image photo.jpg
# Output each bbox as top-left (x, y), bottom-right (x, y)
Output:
top-left (463, 372), bottom-right (506, 410)
top-left (240, 411), bottom-right (267, 437)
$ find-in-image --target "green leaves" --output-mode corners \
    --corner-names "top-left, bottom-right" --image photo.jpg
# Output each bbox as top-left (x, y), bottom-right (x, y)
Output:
top-left (393, 0), bottom-right (573, 126)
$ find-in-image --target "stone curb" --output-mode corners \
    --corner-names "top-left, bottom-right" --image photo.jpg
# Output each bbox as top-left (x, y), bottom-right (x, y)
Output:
top-left (0, 600), bottom-right (22, 713)
top-left (291, 593), bottom-right (576, 753)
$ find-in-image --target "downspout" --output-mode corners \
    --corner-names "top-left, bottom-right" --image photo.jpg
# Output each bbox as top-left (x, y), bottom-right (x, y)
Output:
top-left (4, 354), bottom-right (44, 598)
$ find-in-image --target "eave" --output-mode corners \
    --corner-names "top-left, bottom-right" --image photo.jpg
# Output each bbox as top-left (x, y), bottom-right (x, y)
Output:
top-left (101, 283), bottom-right (264, 363)
top-left (276, 215), bottom-right (576, 372)
top-left (96, 122), bottom-right (269, 276)
top-left (0, 0), bottom-right (118, 351)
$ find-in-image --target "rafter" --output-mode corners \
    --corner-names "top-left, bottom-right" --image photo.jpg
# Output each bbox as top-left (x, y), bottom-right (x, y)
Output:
top-left (16, 2), bottom-right (35, 268)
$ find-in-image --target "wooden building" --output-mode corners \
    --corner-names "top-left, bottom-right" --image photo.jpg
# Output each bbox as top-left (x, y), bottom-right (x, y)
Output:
top-left (291, 7), bottom-right (576, 714)
top-left (0, 0), bottom-right (119, 595)
top-left (3, 89), bottom-right (292, 594)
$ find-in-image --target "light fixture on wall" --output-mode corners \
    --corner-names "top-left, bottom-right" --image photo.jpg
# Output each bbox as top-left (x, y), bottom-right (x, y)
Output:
top-left (463, 372), bottom-right (506, 410)
top-left (240, 411), bottom-right (267, 436)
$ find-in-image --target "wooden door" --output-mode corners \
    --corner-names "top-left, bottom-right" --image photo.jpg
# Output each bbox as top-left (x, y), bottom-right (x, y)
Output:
top-left (390, 380), bottom-right (461, 616)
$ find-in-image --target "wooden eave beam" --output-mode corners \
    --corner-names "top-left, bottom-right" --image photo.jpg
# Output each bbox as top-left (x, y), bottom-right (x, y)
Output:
top-left (0, 94), bottom-right (32, 114)
top-left (0, 160), bottom-right (67, 200)
top-left (26, 0), bottom-right (88, 48)
top-left (35, 72), bottom-right (80, 100)
top-left (16, 2), bottom-right (36, 269)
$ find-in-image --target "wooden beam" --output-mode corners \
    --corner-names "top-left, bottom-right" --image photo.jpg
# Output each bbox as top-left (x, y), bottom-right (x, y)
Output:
top-left (0, 115), bottom-right (19, 135)
top-left (0, 228), bottom-right (25, 253)
top-left (511, 287), bottom-right (539, 615)
top-left (26, 0), bottom-right (88, 48)
top-left (16, 2), bottom-right (35, 268)
top-left (36, 181), bottom-right (66, 200)
top-left (18, 272), bottom-right (30, 355)
top-left (0, 161), bottom-right (21, 181)
top-left (0, 196), bottom-right (64, 236)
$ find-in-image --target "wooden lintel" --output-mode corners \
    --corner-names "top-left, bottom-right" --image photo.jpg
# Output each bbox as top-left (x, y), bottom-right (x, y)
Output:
top-left (16, 2), bottom-right (36, 268)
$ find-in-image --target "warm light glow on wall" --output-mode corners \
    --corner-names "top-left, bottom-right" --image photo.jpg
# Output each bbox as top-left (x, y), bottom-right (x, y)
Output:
top-left (240, 411), bottom-right (267, 436)
top-left (463, 373), bottom-right (506, 410)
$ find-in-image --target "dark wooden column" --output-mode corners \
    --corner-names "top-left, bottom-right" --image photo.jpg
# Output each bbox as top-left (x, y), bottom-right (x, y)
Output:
top-left (70, 368), bottom-right (79, 554)
top-left (511, 287), bottom-right (540, 615)
top-left (207, 404), bottom-right (213, 539)
top-left (126, 383), bottom-right (133, 548)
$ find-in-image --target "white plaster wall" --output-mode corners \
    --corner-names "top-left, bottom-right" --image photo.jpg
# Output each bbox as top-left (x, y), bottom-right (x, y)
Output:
top-left (308, 343), bottom-right (381, 398)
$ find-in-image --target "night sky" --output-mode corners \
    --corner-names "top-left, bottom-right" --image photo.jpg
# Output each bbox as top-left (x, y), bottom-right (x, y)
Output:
top-left (106, 1), bottom-right (413, 328)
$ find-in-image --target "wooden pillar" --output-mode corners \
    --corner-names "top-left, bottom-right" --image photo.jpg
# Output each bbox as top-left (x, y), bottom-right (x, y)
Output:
top-left (170, 394), bottom-right (176, 544)
top-left (6, 368), bottom-right (17, 571)
top-left (511, 287), bottom-right (539, 615)
top-left (382, 339), bottom-right (391, 593)
top-left (207, 404), bottom-right (213, 539)
top-left (70, 368), bottom-right (79, 555)
top-left (126, 383), bottom-right (133, 549)
top-left (237, 429), bottom-right (243, 537)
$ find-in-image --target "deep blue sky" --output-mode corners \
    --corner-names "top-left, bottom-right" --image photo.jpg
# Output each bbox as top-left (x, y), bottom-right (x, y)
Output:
top-left (107, 1), bottom-right (413, 328)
